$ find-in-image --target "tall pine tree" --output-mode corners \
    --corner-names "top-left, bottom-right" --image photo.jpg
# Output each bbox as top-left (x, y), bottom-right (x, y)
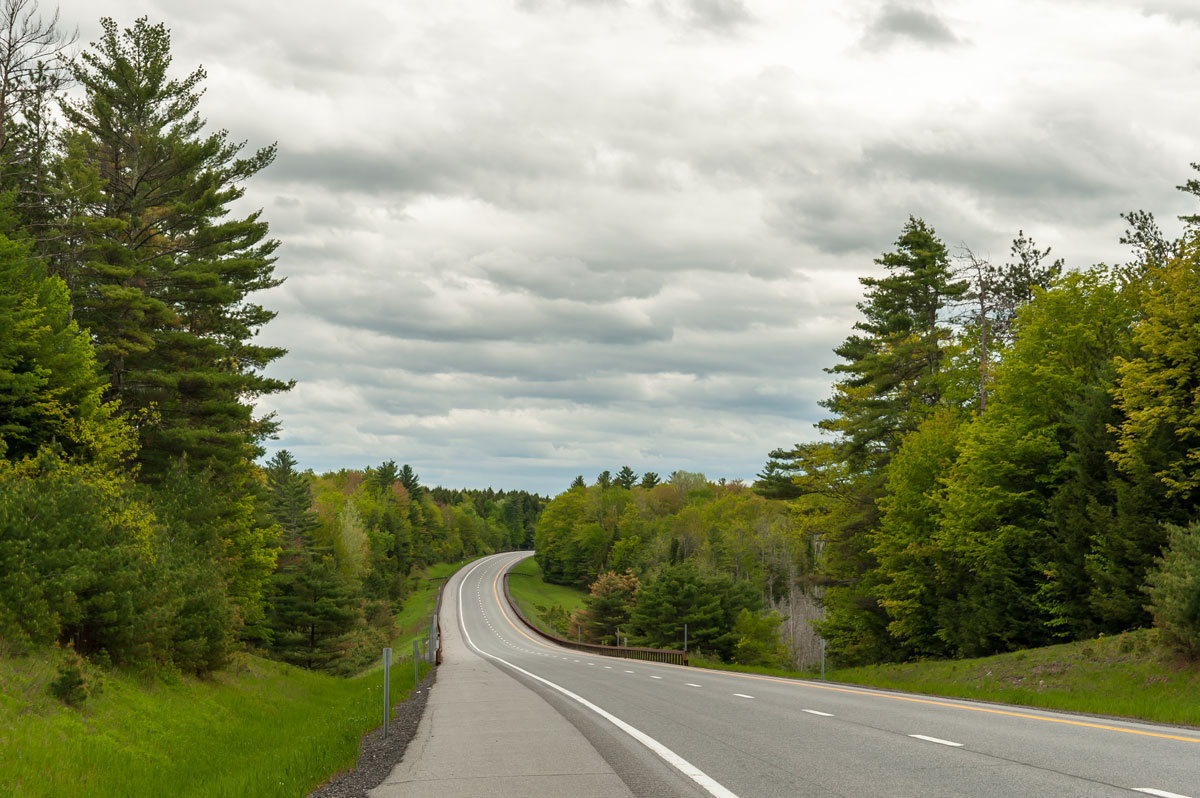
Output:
top-left (58, 17), bottom-right (290, 482)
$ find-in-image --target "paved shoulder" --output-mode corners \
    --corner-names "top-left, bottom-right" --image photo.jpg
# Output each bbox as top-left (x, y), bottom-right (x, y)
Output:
top-left (368, 560), bottom-right (635, 798)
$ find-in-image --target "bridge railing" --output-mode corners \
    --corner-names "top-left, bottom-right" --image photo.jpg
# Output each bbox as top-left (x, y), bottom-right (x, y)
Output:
top-left (502, 568), bottom-right (688, 666)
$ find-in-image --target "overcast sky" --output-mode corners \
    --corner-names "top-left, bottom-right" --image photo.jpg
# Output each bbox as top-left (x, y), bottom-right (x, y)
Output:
top-left (54, 0), bottom-right (1200, 495)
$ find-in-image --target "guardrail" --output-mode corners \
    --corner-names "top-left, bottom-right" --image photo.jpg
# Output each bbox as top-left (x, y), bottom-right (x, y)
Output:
top-left (433, 574), bottom-right (449, 665)
top-left (502, 566), bottom-right (688, 666)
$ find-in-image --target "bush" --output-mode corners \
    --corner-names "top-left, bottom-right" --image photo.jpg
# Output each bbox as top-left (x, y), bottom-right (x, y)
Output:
top-left (1145, 522), bottom-right (1200, 657)
top-left (49, 646), bottom-right (97, 706)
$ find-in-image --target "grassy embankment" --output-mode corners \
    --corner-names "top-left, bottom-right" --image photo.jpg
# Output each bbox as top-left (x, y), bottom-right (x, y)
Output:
top-left (505, 555), bottom-right (588, 636)
top-left (692, 629), bottom-right (1200, 728)
top-left (506, 563), bottom-right (1200, 727)
top-left (0, 560), bottom-right (464, 798)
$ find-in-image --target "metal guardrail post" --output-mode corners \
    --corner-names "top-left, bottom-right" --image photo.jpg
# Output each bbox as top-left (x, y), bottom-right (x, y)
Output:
top-left (383, 647), bottom-right (392, 738)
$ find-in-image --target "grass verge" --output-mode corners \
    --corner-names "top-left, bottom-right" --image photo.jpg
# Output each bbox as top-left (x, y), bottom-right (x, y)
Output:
top-left (0, 647), bottom-right (430, 798)
top-left (0, 558), bottom-right (485, 797)
top-left (828, 629), bottom-right (1200, 727)
top-left (505, 555), bottom-right (588, 636)
top-left (694, 629), bottom-right (1200, 728)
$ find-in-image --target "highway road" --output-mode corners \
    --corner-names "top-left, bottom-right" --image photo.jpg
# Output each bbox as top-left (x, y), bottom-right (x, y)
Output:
top-left (450, 551), bottom-right (1200, 798)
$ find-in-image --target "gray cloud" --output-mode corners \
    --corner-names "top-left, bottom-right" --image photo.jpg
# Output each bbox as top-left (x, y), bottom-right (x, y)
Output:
top-left (49, 0), bottom-right (1200, 492)
top-left (862, 3), bottom-right (962, 50)
top-left (1141, 1), bottom-right (1200, 24)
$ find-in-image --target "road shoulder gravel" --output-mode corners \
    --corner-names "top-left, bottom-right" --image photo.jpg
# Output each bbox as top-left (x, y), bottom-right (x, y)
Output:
top-left (307, 668), bottom-right (438, 798)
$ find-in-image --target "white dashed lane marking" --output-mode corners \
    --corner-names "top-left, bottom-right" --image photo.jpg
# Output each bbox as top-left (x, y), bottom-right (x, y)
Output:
top-left (909, 735), bottom-right (962, 748)
top-left (802, 709), bottom-right (833, 717)
top-left (734, 693), bottom-right (754, 699)
top-left (686, 683), bottom-right (702, 688)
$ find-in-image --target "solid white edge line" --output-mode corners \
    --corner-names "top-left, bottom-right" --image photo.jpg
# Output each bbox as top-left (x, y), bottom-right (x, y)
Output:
top-left (1133, 789), bottom-right (1194, 798)
top-left (457, 556), bottom-right (741, 798)
top-left (802, 709), bottom-right (833, 717)
top-left (909, 734), bottom-right (963, 747)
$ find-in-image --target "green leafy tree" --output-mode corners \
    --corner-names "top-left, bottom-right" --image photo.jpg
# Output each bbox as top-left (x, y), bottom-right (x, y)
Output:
top-left (935, 267), bottom-right (1150, 654)
top-left (732, 609), bottom-right (787, 667)
top-left (1112, 233), bottom-right (1200, 501)
top-left (0, 235), bottom-right (127, 462)
top-left (870, 410), bottom-right (964, 658)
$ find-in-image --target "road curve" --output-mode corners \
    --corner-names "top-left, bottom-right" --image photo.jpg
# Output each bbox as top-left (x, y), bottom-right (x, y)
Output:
top-left (413, 552), bottom-right (1200, 798)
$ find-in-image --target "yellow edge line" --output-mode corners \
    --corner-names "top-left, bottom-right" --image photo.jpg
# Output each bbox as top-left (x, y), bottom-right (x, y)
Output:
top-left (487, 553), bottom-right (1200, 746)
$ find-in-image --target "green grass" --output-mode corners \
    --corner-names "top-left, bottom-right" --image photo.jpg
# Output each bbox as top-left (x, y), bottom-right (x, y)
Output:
top-left (692, 629), bottom-right (1200, 728)
top-left (506, 556), bottom-right (588, 636)
top-left (826, 629), bottom-right (1200, 727)
top-left (0, 646), bottom-right (431, 798)
top-left (0, 559), bottom-right (484, 797)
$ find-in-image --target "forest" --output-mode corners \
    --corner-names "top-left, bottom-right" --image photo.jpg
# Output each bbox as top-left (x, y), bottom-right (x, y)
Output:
top-left (0, 8), bottom-right (545, 679)
top-left (534, 178), bottom-right (1200, 670)
top-left (5, 2), bottom-right (1200, 686)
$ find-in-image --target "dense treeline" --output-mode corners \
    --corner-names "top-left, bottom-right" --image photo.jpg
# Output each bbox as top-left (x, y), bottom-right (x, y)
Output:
top-left (0, 6), bottom-right (545, 679)
top-left (534, 469), bottom-right (818, 667)
top-left (760, 172), bottom-right (1200, 665)
top-left (263, 455), bottom-right (546, 672)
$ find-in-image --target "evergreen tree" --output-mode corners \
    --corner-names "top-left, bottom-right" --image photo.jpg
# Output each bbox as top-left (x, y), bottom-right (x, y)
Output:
top-left (264, 450), bottom-right (318, 544)
top-left (614, 466), bottom-right (638, 490)
top-left (814, 217), bottom-right (966, 663)
top-left (367, 460), bottom-right (400, 494)
top-left (570, 474), bottom-right (586, 489)
top-left (638, 471), bottom-right (660, 489)
top-left (579, 570), bottom-right (639, 645)
top-left (268, 541), bottom-right (359, 671)
top-left (398, 463), bottom-right (422, 498)
top-left (58, 17), bottom-right (290, 482)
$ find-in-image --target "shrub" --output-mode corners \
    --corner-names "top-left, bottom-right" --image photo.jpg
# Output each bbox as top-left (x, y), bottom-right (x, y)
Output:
top-left (1145, 522), bottom-right (1200, 658)
top-left (49, 646), bottom-right (96, 706)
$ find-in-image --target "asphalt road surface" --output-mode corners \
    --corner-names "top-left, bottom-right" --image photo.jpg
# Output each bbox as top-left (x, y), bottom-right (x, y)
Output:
top-left (451, 551), bottom-right (1200, 798)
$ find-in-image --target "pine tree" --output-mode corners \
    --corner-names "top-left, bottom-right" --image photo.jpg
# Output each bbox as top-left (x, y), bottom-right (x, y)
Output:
top-left (814, 217), bottom-right (966, 663)
top-left (264, 450), bottom-right (318, 545)
top-left (614, 466), bottom-right (638, 490)
top-left (268, 542), bottom-right (359, 671)
top-left (58, 17), bottom-right (290, 482)
top-left (398, 463), bottom-right (421, 498)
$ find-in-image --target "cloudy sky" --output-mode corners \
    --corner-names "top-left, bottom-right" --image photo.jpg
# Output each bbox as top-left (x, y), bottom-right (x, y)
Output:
top-left (54, 0), bottom-right (1200, 495)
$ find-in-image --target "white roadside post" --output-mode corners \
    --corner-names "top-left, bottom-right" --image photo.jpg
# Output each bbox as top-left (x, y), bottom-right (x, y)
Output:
top-left (383, 647), bottom-right (392, 738)
top-left (413, 639), bottom-right (420, 688)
